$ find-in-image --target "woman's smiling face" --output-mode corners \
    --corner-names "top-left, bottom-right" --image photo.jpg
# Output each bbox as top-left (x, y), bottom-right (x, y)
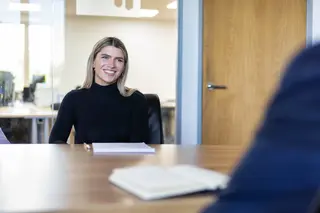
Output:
top-left (93, 46), bottom-right (125, 85)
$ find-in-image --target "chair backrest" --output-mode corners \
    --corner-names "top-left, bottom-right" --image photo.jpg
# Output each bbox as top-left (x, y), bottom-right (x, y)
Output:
top-left (144, 94), bottom-right (164, 144)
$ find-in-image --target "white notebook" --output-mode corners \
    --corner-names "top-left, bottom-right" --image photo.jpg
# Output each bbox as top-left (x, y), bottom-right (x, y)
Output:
top-left (92, 142), bottom-right (155, 154)
top-left (109, 164), bottom-right (229, 200)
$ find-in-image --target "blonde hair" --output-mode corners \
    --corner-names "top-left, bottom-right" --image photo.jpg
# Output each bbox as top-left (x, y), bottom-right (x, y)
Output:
top-left (82, 36), bottom-right (135, 97)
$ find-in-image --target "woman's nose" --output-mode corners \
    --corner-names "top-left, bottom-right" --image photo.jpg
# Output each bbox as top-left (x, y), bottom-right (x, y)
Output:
top-left (106, 58), bottom-right (115, 67)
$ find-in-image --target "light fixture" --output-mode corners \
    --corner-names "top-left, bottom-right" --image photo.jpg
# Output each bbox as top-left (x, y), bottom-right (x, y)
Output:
top-left (8, 2), bottom-right (41, 12)
top-left (167, 1), bottom-right (177, 9)
top-left (138, 9), bottom-right (159, 17)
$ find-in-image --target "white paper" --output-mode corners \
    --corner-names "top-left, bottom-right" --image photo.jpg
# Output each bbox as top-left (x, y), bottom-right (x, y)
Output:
top-left (168, 165), bottom-right (229, 190)
top-left (109, 164), bottom-right (229, 200)
top-left (92, 142), bottom-right (155, 154)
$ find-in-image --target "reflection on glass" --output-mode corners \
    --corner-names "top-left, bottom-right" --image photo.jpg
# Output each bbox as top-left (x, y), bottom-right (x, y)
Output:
top-left (0, 0), bottom-right (65, 144)
top-left (0, 0), bottom-right (177, 144)
top-left (0, 0), bottom-right (21, 24)
top-left (0, 23), bottom-right (25, 93)
top-left (29, 25), bottom-right (51, 84)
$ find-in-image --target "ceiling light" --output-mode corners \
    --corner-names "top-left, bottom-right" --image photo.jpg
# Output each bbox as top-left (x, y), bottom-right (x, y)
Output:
top-left (8, 3), bottom-right (41, 12)
top-left (167, 1), bottom-right (177, 9)
top-left (138, 9), bottom-right (159, 17)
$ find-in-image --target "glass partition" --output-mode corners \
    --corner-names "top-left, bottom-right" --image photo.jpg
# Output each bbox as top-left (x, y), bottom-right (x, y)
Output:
top-left (0, 0), bottom-right (176, 144)
top-left (0, 0), bottom-right (65, 144)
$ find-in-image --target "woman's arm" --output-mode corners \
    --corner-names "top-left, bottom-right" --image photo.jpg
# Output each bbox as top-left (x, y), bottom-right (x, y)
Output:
top-left (130, 92), bottom-right (149, 143)
top-left (49, 91), bottom-right (76, 144)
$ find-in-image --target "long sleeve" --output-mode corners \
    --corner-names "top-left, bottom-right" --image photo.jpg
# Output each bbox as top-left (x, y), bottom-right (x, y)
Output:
top-left (129, 92), bottom-right (149, 143)
top-left (49, 91), bottom-right (76, 144)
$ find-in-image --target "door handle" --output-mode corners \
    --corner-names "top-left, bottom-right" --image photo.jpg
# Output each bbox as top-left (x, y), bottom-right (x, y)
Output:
top-left (207, 83), bottom-right (227, 90)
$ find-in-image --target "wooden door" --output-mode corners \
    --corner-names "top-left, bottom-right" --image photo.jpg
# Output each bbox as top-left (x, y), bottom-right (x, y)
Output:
top-left (202, 0), bottom-right (306, 147)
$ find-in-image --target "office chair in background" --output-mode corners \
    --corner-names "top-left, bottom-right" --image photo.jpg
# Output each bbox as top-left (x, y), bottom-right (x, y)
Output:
top-left (144, 94), bottom-right (164, 144)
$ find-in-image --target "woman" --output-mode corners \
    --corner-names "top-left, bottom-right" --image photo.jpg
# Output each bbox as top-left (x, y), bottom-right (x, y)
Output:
top-left (49, 37), bottom-right (149, 144)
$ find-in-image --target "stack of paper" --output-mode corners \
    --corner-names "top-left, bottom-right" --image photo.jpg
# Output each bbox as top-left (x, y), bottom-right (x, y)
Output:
top-left (0, 128), bottom-right (10, 144)
top-left (92, 142), bottom-right (155, 154)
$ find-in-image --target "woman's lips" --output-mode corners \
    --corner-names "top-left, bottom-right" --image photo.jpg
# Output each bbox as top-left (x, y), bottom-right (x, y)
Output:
top-left (103, 69), bottom-right (116, 75)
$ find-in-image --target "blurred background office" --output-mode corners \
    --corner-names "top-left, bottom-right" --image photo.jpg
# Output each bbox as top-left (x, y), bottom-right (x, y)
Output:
top-left (0, 0), bottom-right (177, 144)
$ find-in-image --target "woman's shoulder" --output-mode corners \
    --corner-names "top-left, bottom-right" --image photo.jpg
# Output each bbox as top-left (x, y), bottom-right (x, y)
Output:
top-left (62, 88), bottom-right (88, 103)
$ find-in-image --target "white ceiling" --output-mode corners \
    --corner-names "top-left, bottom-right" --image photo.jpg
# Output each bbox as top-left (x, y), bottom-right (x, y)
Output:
top-left (65, 0), bottom-right (177, 21)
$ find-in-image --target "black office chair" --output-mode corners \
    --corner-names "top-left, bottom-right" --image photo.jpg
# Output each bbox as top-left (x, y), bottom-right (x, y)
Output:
top-left (144, 94), bottom-right (164, 144)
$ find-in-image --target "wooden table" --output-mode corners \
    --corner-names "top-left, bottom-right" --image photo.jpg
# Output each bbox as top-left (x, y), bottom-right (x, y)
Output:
top-left (0, 144), bottom-right (244, 213)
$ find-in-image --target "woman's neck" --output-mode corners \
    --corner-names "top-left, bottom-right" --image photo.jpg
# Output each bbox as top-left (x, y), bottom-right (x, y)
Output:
top-left (91, 81), bottom-right (118, 93)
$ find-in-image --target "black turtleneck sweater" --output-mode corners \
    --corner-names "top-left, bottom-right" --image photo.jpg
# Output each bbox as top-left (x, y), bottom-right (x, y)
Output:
top-left (49, 82), bottom-right (149, 144)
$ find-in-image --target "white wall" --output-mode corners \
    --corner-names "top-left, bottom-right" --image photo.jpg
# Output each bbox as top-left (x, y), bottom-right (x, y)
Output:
top-left (57, 16), bottom-right (177, 102)
top-left (311, 0), bottom-right (320, 44)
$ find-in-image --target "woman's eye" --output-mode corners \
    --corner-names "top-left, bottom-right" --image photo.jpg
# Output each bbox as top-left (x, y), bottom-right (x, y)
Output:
top-left (117, 59), bottom-right (124, 63)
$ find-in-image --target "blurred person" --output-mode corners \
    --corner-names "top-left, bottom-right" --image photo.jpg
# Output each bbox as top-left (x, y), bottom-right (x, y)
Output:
top-left (202, 43), bottom-right (320, 213)
top-left (49, 37), bottom-right (149, 144)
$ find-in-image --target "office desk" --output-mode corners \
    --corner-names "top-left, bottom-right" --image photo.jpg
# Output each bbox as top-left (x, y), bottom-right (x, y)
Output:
top-left (161, 101), bottom-right (175, 143)
top-left (0, 144), bottom-right (243, 213)
top-left (0, 103), bottom-right (58, 143)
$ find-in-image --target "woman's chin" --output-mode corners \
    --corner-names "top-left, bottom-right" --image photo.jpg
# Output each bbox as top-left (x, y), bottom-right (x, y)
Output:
top-left (103, 78), bottom-right (118, 85)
